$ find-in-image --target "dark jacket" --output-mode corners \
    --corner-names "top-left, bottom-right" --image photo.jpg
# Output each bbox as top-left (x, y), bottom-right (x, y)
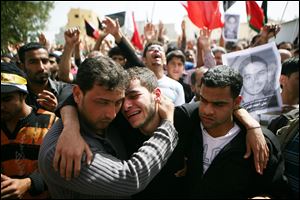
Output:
top-left (179, 78), bottom-right (194, 103)
top-left (116, 114), bottom-right (187, 199)
top-left (116, 36), bottom-right (145, 69)
top-left (174, 102), bottom-right (289, 199)
top-left (26, 78), bottom-right (73, 110)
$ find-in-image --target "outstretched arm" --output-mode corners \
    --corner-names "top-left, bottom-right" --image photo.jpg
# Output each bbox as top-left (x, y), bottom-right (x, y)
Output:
top-left (251, 23), bottom-right (281, 47)
top-left (103, 17), bottom-right (145, 68)
top-left (58, 27), bottom-right (81, 83)
top-left (234, 108), bottom-right (269, 175)
top-left (197, 28), bottom-right (216, 68)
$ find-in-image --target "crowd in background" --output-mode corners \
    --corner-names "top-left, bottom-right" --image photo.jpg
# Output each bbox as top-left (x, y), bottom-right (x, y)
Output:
top-left (1, 12), bottom-right (299, 199)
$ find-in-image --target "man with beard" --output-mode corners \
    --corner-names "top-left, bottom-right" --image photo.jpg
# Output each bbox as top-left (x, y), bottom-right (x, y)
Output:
top-left (120, 67), bottom-right (187, 198)
top-left (53, 66), bottom-right (270, 198)
top-left (18, 42), bottom-right (72, 112)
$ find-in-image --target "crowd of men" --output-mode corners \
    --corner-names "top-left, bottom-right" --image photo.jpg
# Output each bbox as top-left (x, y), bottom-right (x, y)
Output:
top-left (1, 14), bottom-right (299, 199)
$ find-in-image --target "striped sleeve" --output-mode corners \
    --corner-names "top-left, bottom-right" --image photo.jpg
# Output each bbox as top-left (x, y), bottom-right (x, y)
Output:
top-left (38, 119), bottom-right (178, 197)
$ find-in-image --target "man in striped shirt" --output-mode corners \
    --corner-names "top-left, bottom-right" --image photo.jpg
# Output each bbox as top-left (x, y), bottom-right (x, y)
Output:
top-left (52, 65), bottom-right (270, 198)
top-left (1, 62), bottom-right (57, 199)
top-left (38, 56), bottom-right (178, 198)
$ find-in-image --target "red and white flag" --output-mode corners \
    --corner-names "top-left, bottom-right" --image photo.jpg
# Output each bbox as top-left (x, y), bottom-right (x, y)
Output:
top-left (130, 12), bottom-right (143, 50)
top-left (246, 1), bottom-right (265, 32)
top-left (181, 1), bottom-right (224, 30)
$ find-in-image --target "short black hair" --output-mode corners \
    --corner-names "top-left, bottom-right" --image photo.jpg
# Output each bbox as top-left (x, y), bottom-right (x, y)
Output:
top-left (76, 56), bottom-right (129, 94)
top-left (18, 42), bottom-right (48, 63)
top-left (281, 56), bottom-right (299, 76)
top-left (165, 43), bottom-right (178, 55)
top-left (166, 50), bottom-right (185, 64)
top-left (201, 65), bottom-right (243, 99)
top-left (108, 46), bottom-right (125, 58)
top-left (126, 67), bottom-right (158, 92)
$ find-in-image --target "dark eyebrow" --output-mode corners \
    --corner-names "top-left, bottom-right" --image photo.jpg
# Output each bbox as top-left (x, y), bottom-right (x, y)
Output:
top-left (95, 97), bottom-right (124, 103)
top-left (199, 94), bottom-right (229, 104)
top-left (125, 89), bottom-right (140, 96)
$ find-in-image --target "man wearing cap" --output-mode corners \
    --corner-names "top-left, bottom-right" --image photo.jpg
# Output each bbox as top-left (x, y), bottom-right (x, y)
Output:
top-left (1, 62), bottom-right (57, 199)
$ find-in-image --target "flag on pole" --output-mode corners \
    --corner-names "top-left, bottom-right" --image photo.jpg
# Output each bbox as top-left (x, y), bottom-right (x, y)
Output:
top-left (130, 12), bottom-right (143, 50)
top-left (84, 19), bottom-right (100, 40)
top-left (223, 1), bottom-right (236, 12)
top-left (97, 17), bottom-right (104, 30)
top-left (246, 1), bottom-right (265, 32)
top-left (105, 11), bottom-right (143, 50)
top-left (106, 11), bottom-right (126, 27)
top-left (181, 1), bottom-right (224, 30)
top-left (261, 0), bottom-right (268, 24)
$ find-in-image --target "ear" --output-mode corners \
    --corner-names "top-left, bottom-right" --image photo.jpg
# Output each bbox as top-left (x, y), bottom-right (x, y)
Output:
top-left (73, 85), bottom-right (83, 104)
top-left (279, 75), bottom-right (287, 86)
top-left (153, 87), bottom-right (161, 103)
top-left (233, 95), bottom-right (242, 109)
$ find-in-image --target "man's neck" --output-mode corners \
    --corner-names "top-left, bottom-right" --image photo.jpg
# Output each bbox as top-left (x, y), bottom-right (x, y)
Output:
top-left (28, 80), bottom-right (49, 95)
top-left (147, 65), bottom-right (165, 80)
top-left (5, 104), bottom-right (32, 133)
top-left (139, 112), bottom-right (161, 136)
top-left (281, 91), bottom-right (299, 106)
top-left (204, 119), bottom-right (235, 138)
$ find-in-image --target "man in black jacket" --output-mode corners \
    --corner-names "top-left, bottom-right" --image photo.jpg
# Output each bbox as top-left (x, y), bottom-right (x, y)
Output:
top-left (175, 65), bottom-right (288, 198)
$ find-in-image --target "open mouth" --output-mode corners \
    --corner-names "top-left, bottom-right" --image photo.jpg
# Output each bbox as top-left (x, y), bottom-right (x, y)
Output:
top-left (152, 53), bottom-right (161, 59)
top-left (126, 110), bottom-right (141, 119)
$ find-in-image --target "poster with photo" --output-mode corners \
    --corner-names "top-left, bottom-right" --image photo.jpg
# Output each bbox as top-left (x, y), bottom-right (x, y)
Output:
top-left (222, 42), bottom-right (282, 116)
top-left (223, 14), bottom-right (240, 42)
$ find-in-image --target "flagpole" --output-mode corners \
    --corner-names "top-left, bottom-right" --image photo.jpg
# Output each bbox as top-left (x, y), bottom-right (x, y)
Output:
top-left (279, 1), bottom-right (288, 25)
top-left (292, 19), bottom-right (299, 44)
top-left (151, 1), bottom-right (156, 23)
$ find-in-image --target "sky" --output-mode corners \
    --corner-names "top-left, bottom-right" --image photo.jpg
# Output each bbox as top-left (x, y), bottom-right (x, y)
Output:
top-left (44, 1), bottom-right (299, 43)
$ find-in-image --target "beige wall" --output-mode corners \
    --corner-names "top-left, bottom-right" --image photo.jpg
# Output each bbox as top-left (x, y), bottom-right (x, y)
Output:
top-left (67, 8), bottom-right (99, 48)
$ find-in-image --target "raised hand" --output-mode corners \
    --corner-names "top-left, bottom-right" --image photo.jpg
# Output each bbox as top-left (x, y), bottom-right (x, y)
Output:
top-left (144, 22), bottom-right (157, 42)
top-left (260, 23), bottom-right (281, 40)
top-left (64, 27), bottom-right (81, 47)
top-left (102, 17), bottom-right (119, 36)
top-left (198, 28), bottom-right (212, 51)
top-left (37, 90), bottom-right (58, 112)
top-left (38, 32), bottom-right (50, 50)
top-left (181, 20), bottom-right (186, 32)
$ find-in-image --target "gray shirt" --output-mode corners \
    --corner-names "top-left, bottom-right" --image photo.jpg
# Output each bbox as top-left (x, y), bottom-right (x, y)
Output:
top-left (38, 119), bottom-right (178, 199)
